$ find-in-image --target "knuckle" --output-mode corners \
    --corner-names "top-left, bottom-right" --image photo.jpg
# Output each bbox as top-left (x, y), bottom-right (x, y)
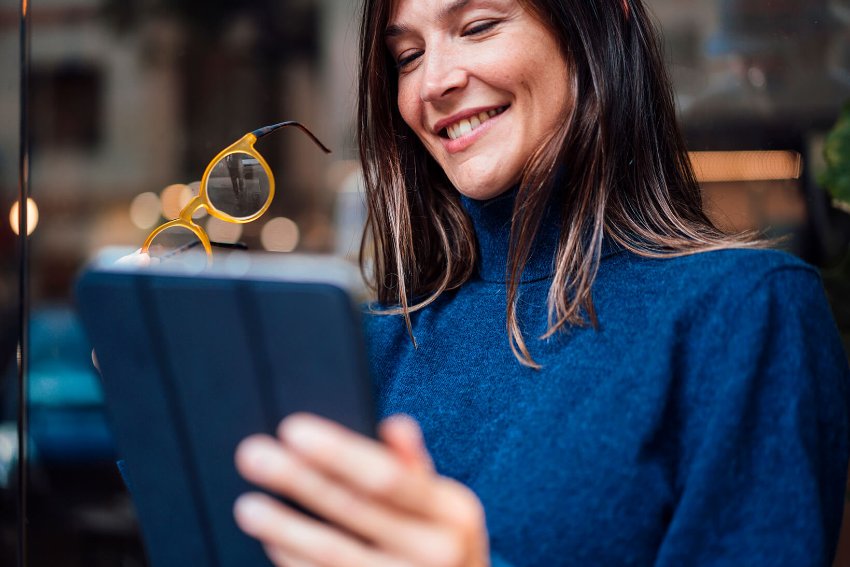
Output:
top-left (425, 531), bottom-right (466, 567)
top-left (368, 464), bottom-right (406, 498)
top-left (457, 490), bottom-right (486, 530)
top-left (326, 484), bottom-right (367, 518)
top-left (442, 480), bottom-right (486, 532)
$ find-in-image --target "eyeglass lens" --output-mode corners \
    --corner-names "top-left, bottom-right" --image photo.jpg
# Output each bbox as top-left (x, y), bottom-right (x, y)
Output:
top-left (147, 225), bottom-right (204, 265)
top-left (207, 152), bottom-right (271, 219)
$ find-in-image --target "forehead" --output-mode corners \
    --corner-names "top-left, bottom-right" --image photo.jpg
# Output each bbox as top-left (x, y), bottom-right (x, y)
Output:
top-left (388, 0), bottom-right (514, 26)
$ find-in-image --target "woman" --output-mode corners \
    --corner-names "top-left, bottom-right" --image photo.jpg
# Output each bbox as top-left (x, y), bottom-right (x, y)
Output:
top-left (233, 0), bottom-right (850, 565)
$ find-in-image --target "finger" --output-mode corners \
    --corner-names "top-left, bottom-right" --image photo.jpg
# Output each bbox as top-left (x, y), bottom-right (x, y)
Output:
top-left (115, 249), bottom-right (152, 267)
top-left (279, 415), bottom-right (483, 530)
top-left (379, 415), bottom-right (434, 472)
top-left (233, 492), bottom-right (404, 567)
top-left (236, 436), bottom-right (465, 565)
top-left (264, 544), bottom-right (319, 567)
top-left (278, 414), bottom-right (441, 514)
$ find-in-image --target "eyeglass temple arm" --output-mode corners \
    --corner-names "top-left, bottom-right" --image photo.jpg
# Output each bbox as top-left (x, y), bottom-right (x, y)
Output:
top-left (251, 121), bottom-right (332, 154)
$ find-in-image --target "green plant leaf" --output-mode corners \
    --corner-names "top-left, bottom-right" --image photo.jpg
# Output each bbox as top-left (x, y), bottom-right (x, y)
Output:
top-left (823, 101), bottom-right (850, 206)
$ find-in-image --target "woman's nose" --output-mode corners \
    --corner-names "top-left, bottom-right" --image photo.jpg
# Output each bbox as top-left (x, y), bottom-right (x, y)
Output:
top-left (419, 46), bottom-right (467, 102)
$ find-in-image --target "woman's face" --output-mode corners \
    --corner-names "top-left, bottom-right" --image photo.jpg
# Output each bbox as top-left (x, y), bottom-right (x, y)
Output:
top-left (386, 0), bottom-right (571, 200)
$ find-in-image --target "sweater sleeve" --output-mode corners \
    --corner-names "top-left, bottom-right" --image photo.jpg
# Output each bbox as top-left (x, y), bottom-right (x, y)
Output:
top-left (654, 266), bottom-right (850, 566)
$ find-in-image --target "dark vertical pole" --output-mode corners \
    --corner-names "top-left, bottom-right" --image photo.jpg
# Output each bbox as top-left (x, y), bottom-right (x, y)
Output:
top-left (17, 0), bottom-right (30, 565)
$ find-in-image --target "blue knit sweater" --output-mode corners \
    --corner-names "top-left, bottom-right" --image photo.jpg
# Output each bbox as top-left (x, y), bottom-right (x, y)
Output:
top-left (363, 189), bottom-right (850, 566)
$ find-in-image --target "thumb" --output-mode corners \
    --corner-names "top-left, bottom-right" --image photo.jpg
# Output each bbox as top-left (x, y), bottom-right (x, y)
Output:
top-left (116, 248), bottom-right (152, 267)
top-left (379, 414), bottom-right (434, 472)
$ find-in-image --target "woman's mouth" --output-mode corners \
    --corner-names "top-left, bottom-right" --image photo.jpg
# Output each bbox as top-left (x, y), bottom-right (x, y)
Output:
top-left (440, 106), bottom-right (510, 140)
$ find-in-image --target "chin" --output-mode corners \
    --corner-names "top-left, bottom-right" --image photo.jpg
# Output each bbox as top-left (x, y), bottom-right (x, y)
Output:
top-left (448, 171), bottom-right (517, 201)
top-left (457, 187), bottom-right (510, 201)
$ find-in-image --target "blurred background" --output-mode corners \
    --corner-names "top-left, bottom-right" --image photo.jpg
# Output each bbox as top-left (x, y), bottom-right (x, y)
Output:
top-left (1, 0), bottom-right (849, 565)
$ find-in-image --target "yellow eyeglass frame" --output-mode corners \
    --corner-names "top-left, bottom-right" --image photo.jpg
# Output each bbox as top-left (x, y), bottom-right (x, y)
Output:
top-left (141, 121), bottom-right (330, 259)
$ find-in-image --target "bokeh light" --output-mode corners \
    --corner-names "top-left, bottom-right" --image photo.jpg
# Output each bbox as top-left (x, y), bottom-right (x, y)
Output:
top-left (261, 217), bottom-right (299, 252)
top-left (206, 216), bottom-right (243, 244)
top-left (188, 181), bottom-right (207, 219)
top-left (160, 183), bottom-right (194, 220)
top-left (9, 198), bottom-right (39, 236)
top-left (689, 151), bottom-right (802, 183)
top-left (129, 192), bottom-right (162, 229)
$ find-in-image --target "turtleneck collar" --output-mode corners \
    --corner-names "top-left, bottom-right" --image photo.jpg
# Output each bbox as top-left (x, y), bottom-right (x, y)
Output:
top-left (460, 185), bottom-right (624, 284)
top-left (460, 186), bottom-right (562, 283)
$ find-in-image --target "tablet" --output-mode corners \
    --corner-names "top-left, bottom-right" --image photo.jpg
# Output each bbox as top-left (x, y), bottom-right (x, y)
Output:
top-left (75, 248), bottom-right (376, 567)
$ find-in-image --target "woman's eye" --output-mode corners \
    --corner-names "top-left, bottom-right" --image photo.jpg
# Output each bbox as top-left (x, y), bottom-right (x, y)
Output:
top-left (396, 51), bottom-right (422, 70)
top-left (462, 20), bottom-right (498, 37)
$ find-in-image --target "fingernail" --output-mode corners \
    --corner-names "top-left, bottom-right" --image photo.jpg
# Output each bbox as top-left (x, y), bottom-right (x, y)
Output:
top-left (234, 494), bottom-right (270, 532)
top-left (283, 416), bottom-right (325, 452)
top-left (246, 447), bottom-right (272, 472)
top-left (237, 439), bottom-right (275, 475)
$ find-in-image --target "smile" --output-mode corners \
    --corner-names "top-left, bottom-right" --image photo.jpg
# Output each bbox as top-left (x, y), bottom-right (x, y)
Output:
top-left (440, 106), bottom-right (509, 140)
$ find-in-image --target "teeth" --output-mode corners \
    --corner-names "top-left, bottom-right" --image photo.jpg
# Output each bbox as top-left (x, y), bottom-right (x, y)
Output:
top-left (446, 107), bottom-right (505, 141)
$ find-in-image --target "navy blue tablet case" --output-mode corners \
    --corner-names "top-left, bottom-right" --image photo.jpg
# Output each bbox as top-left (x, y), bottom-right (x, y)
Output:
top-left (75, 255), bottom-right (376, 567)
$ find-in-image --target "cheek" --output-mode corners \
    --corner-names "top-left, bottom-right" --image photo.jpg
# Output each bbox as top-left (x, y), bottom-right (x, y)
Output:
top-left (519, 62), bottom-right (571, 132)
top-left (396, 82), bottom-right (419, 133)
top-left (397, 82), bottom-right (445, 162)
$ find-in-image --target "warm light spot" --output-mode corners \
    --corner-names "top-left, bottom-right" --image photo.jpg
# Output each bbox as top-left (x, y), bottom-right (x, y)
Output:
top-left (188, 181), bottom-right (207, 219)
top-left (9, 198), bottom-right (39, 236)
top-left (206, 216), bottom-right (242, 244)
top-left (160, 184), bottom-right (194, 220)
top-left (834, 199), bottom-right (850, 215)
top-left (261, 217), bottom-right (299, 252)
top-left (129, 192), bottom-right (162, 229)
top-left (690, 151), bottom-right (803, 183)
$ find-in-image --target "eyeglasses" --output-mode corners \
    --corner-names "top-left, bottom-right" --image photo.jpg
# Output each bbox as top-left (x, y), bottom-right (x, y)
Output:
top-left (141, 121), bottom-right (330, 262)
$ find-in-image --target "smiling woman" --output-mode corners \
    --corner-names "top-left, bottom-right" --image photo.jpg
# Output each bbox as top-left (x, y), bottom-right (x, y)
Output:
top-left (233, 0), bottom-right (850, 565)
top-left (387, 0), bottom-right (571, 200)
top-left (359, 0), bottom-right (779, 366)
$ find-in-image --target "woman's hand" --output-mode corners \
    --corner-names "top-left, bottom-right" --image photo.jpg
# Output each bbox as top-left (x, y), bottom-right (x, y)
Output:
top-left (115, 248), bottom-right (155, 267)
top-left (234, 413), bottom-right (490, 567)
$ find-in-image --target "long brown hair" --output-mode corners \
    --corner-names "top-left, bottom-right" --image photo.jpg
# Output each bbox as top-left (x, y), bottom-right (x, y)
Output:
top-left (357, 0), bottom-right (761, 367)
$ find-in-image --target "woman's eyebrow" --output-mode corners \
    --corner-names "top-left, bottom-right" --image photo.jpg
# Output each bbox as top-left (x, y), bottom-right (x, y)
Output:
top-left (385, 0), bottom-right (476, 39)
top-left (384, 23), bottom-right (410, 39)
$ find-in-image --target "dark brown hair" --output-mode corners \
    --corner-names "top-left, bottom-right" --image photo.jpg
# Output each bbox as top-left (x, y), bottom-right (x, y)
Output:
top-left (357, 0), bottom-right (761, 367)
